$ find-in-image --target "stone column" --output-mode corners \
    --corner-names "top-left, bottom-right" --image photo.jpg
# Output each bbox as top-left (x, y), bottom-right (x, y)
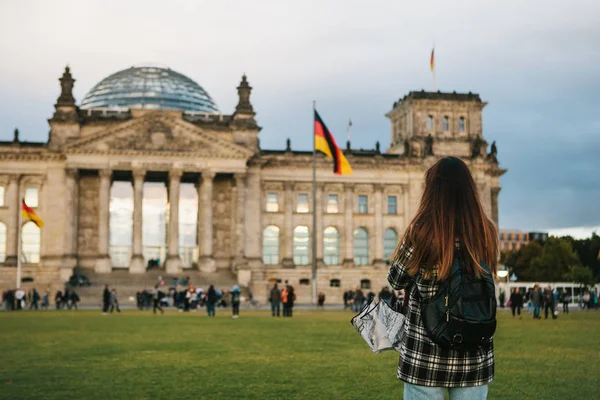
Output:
top-left (342, 183), bottom-right (354, 267)
top-left (281, 181), bottom-right (294, 268)
top-left (373, 185), bottom-right (385, 267)
top-left (95, 169), bottom-right (112, 273)
top-left (491, 187), bottom-right (500, 227)
top-left (165, 169), bottom-right (183, 274)
top-left (232, 173), bottom-right (247, 268)
top-left (315, 183), bottom-right (324, 266)
top-left (243, 166), bottom-right (262, 269)
top-left (198, 170), bottom-right (216, 272)
top-left (4, 174), bottom-right (20, 266)
top-left (63, 168), bottom-right (78, 268)
top-left (129, 169), bottom-right (146, 273)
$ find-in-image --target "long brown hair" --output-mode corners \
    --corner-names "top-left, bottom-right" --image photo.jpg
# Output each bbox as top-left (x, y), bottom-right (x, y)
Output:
top-left (392, 157), bottom-right (498, 280)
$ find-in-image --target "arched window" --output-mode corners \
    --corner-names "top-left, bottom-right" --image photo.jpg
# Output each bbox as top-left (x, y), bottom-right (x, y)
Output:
top-left (426, 115), bottom-right (434, 131)
top-left (354, 228), bottom-right (369, 266)
top-left (442, 116), bottom-right (449, 131)
top-left (293, 225), bottom-right (310, 265)
top-left (262, 226), bottom-right (280, 265)
top-left (384, 228), bottom-right (398, 259)
top-left (22, 221), bottom-right (41, 264)
top-left (323, 226), bottom-right (340, 265)
top-left (0, 222), bottom-right (6, 263)
top-left (458, 117), bottom-right (465, 132)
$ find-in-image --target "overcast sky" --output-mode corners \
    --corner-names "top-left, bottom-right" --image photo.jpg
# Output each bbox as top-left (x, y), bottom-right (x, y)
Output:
top-left (0, 0), bottom-right (598, 235)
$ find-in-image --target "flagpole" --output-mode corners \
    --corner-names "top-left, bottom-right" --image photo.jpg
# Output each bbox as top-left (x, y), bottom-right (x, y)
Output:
top-left (311, 101), bottom-right (318, 305)
top-left (16, 198), bottom-right (22, 289)
top-left (347, 119), bottom-right (351, 143)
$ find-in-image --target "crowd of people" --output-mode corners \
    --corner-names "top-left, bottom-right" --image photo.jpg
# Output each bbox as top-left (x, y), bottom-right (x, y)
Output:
top-left (2, 287), bottom-right (80, 311)
top-left (342, 286), bottom-right (404, 312)
top-left (501, 285), bottom-right (599, 319)
top-left (102, 276), bottom-right (253, 318)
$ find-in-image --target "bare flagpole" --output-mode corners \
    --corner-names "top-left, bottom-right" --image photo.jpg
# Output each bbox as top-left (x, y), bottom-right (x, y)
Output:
top-left (311, 101), bottom-right (318, 305)
top-left (16, 198), bottom-right (22, 289)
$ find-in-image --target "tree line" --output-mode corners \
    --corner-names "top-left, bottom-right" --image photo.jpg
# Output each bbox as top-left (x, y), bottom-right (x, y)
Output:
top-left (500, 233), bottom-right (600, 286)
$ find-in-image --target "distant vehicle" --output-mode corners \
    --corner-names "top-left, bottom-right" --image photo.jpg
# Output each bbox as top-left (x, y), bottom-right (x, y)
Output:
top-left (68, 274), bottom-right (91, 287)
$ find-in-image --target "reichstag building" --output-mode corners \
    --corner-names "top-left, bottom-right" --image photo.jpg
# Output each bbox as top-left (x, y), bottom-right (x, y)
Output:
top-left (0, 65), bottom-right (504, 302)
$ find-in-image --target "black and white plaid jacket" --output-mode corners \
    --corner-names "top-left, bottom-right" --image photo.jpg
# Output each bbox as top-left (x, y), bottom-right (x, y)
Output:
top-left (387, 242), bottom-right (494, 388)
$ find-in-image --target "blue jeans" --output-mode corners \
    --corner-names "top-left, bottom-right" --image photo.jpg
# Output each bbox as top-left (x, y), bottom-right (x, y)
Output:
top-left (533, 305), bottom-right (541, 318)
top-left (206, 304), bottom-right (215, 317)
top-left (271, 301), bottom-right (280, 316)
top-left (404, 383), bottom-right (488, 400)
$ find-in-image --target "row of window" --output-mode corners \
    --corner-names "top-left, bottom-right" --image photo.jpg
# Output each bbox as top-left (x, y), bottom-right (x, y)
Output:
top-left (502, 242), bottom-right (524, 251)
top-left (0, 221), bottom-right (41, 264)
top-left (499, 232), bottom-right (529, 242)
top-left (263, 225), bottom-right (398, 266)
top-left (426, 115), bottom-right (465, 132)
top-left (0, 187), bottom-right (39, 208)
top-left (266, 193), bottom-right (398, 215)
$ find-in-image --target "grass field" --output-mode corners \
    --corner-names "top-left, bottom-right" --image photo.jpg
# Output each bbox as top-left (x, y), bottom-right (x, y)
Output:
top-left (1, 309), bottom-right (599, 400)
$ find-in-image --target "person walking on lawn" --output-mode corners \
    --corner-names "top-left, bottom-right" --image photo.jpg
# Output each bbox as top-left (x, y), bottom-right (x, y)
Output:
top-left (152, 284), bottom-right (164, 315)
top-left (544, 285), bottom-right (557, 320)
top-left (270, 283), bottom-right (281, 317)
top-left (387, 157), bottom-right (498, 400)
top-left (110, 288), bottom-right (121, 314)
top-left (510, 288), bottom-right (524, 318)
top-left (231, 285), bottom-right (241, 318)
top-left (102, 285), bottom-right (111, 315)
top-left (531, 285), bottom-right (543, 319)
top-left (206, 285), bottom-right (218, 317)
top-left (560, 289), bottom-right (570, 314)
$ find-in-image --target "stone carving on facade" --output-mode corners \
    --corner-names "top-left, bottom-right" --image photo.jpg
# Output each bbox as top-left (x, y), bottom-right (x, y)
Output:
top-left (354, 184), bottom-right (374, 194)
top-left (212, 180), bottom-right (233, 259)
top-left (261, 181), bottom-right (284, 192)
top-left (470, 135), bottom-right (485, 159)
top-left (487, 141), bottom-right (498, 163)
top-left (410, 140), bottom-right (421, 158)
top-left (66, 115), bottom-right (253, 159)
top-left (294, 182), bottom-right (312, 192)
top-left (424, 134), bottom-right (434, 156)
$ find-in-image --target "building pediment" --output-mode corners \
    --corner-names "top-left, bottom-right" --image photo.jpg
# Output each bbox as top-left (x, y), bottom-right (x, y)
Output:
top-left (64, 114), bottom-right (254, 159)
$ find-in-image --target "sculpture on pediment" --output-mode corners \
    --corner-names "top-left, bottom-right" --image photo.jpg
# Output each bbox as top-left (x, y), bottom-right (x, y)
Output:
top-left (410, 140), bottom-right (421, 158)
top-left (487, 140), bottom-right (498, 163)
top-left (424, 134), bottom-right (434, 156)
top-left (471, 135), bottom-right (484, 159)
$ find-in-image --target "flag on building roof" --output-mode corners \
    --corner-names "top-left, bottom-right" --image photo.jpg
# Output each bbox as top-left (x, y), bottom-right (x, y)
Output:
top-left (430, 48), bottom-right (435, 72)
top-left (314, 110), bottom-right (352, 175)
top-left (22, 200), bottom-right (43, 228)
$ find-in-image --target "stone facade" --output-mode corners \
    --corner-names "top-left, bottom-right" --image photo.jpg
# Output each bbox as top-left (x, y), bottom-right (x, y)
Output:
top-left (0, 67), bottom-right (506, 303)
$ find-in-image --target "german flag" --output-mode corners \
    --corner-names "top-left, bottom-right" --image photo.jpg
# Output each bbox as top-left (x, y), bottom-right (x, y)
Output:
top-left (22, 200), bottom-right (43, 228)
top-left (314, 110), bottom-right (352, 175)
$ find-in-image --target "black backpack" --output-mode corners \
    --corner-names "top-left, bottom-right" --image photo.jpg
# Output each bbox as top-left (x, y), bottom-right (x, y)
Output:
top-left (416, 258), bottom-right (496, 350)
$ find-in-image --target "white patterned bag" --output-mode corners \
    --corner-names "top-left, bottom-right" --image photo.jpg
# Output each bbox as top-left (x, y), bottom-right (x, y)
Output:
top-left (351, 301), bottom-right (406, 354)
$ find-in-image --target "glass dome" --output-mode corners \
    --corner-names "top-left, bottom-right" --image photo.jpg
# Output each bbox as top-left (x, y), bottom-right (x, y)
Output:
top-left (80, 65), bottom-right (219, 113)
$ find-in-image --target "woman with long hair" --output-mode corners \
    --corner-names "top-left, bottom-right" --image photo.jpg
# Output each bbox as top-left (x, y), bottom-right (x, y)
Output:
top-left (388, 156), bottom-right (498, 400)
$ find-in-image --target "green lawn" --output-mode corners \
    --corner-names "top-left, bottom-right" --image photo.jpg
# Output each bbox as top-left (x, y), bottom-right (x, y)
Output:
top-left (0, 309), bottom-right (599, 400)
